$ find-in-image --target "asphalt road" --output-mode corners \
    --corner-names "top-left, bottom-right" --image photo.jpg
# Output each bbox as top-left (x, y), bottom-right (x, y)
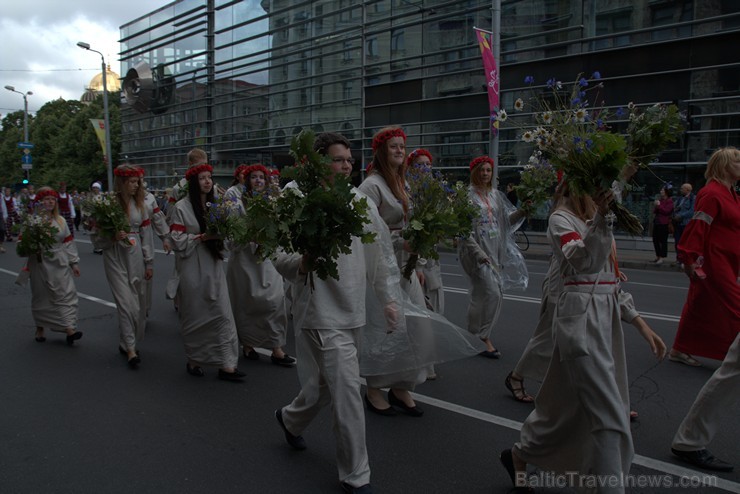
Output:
top-left (0, 237), bottom-right (738, 494)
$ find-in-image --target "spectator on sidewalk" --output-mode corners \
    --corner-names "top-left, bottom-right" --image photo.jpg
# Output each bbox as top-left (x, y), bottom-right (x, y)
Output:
top-left (651, 185), bottom-right (674, 265)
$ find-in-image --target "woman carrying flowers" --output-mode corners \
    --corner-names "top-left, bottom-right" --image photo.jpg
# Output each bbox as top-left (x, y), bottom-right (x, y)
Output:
top-left (169, 163), bottom-right (243, 381)
top-left (459, 156), bottom-right (527, 359)
top-left (21, 187), bottom-right (83, 345)
top-left (358, 126), bottom-right (428, 416)
top-left (226, 164), bottom-right (295, 366)
top-left (406, 148), bottom-right (445, 314)
top-left (91, 165), bottom-right (154, 368)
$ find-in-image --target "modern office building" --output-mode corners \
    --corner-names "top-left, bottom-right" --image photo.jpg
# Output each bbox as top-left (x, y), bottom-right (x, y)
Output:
top-left (119, 0), bottom-right (739, 224)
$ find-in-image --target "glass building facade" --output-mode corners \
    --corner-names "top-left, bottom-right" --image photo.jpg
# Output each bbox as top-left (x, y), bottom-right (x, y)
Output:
top-left (119, 0), bottom-right (740, 226)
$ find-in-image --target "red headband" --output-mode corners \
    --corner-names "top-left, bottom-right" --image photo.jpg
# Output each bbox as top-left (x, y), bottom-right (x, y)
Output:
top-left (407, 149), bottom-right (433, 166)
top-left (372, 128), bottom-right (406, 152)
top-left (269, 168), bottom-right (280, 176)
top-left (114, 166), bottom-right (145, 178)
top-left (469, 156), bottom-right (494, 171)
top-left (234, 165), bottom-right (249, 179)
top-left (35, 189), bottom-right (59, 201)
top-left (185, 163), bottom-right (213, 180)
top-left (245, 164), bottom-right (269, 178)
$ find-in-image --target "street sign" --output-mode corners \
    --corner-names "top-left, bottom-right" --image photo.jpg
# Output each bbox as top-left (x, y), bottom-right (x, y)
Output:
top-left (22, 154), bottom-right (32, 165)
top-left (17, 142), bottom-right (34, 149)
top-left (22, 164), bottom-right (33, 170)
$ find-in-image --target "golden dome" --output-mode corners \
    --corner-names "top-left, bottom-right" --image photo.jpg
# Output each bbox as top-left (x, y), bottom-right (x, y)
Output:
top-left (88, 65), bottom-right (121, 92)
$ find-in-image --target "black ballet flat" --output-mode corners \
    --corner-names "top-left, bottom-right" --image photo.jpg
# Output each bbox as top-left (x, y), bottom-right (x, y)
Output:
top-left (499, 448), bottom-right (533, 492)
top-left (271, 354), bottom-right (297, 367)
top-left (35, 336), bottom-right (46, 343)
top-left (186, 363), bottom-right (205, 377)
top-left (218, 368), bottom-right (245, 382)
top-left (388, 390), bottom-right (423, 417)
top-left (66, 331), bottom-right (83, 346)
top-left (364, 394), bottom-right (396, 416)
top-left (243, 349), bottom-right (260, 360)
top-left (127, 354), bottom-right (141, 369)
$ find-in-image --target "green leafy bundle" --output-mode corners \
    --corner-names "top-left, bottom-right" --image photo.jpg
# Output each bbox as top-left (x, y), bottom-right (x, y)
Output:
top-left (241, 129), bottom-right (375, 283)
top-left (402, 165), bottom-right (477, 280)
top-left (514, 153), bottom-right (558, 216)
top-left (80, 192), bottom-right (129, 240)
top-left (16, 213), bottom-right (59, 262)
top-left (626, 103), bottom-right (685, 168)
top-left (204, 195), bottom-right (241, 239)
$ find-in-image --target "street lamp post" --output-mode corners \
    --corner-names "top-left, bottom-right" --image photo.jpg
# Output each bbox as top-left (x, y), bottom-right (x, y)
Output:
top-left (77, 41), bottom-right (114, 192)
top-left (4, 85), bottom-right (33, 182)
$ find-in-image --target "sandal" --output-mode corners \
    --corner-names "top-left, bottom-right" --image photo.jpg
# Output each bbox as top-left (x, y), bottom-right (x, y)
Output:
top-left (505, 372), bottom-right (534, 403)
top-left (668, 351), bottom-right (702, 367)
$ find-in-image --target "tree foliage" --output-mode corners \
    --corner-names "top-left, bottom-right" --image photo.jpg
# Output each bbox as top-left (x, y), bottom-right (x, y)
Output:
top-left (0, 93), bottom-right (120, 190)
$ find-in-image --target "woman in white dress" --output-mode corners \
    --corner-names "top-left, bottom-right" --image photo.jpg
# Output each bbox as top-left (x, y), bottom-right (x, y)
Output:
top-left (23, 187), bottom-right (83, 345)
top-left (226, 164), bottom-right (294, 366)
top-left (169, 163), bottom-right (244, 381)
top-left (458, 156), bottom-right (527, 358)
top-left (92, 165), bottom-right (153, 368)
top-left (358, 126), bottom-right (427, 416)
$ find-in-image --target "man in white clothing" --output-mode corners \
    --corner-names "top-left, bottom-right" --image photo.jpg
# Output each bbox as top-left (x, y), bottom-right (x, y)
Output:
top-left (273, 132), bottom-right (399, 494)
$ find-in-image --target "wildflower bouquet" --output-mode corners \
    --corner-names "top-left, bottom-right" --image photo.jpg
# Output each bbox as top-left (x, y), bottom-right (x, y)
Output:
top-left (514, 152), bottom-right (558, 217)
top-left (16, 212), bottom-right (59, 262)
top-left (402, 165), bottom-right (477, 279)
top-left (241, 129), bottom-right (376, 285)
top-left (626, 103), bottom-right (685, 168)
top-left (80, 192), bottom-right (130, 242)
top-left (204, 195), bottom-right (241, 239)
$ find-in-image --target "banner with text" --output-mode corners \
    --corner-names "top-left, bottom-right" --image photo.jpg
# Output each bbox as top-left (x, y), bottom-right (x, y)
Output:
top-left (475, 29), bottom-right (499, 134)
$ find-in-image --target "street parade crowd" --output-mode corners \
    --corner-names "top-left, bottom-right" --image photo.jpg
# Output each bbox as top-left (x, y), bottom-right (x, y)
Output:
top-left (2, 130), bottom-right (738, 493)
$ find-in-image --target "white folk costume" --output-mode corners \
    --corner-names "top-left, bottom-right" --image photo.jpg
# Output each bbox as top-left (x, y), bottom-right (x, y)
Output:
top-left (420, 255), bottom-right (444, 314)
top-left (458, 186), bottom-right (527, 341)
top-left (57, 192), bottom-right (76, 237)
top-left (3, 193), bottom-right (20, 239)
top-left (92, 199), bottom-right (154, 352)
top-left (143, 191), bottom-right (170, 313)
top-left (169, 198), bottom-right (239, 369)
top-left (514, 208), bottom-right (632, 493)
top-left (358, 173), bottom-right (427, 388)
top-left (26, 217), bottom-right (79, 331)
top-left (273, 186), bottom-right (402, 489)
top-left (226, 184), bottom-right (289, 352)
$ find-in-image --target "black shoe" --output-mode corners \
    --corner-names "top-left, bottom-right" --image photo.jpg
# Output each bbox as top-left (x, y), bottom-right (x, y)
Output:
top-left (243, 349), bottom-right (260, 360)
top-left (671, 448), bottom-right (734, 472)
top-left (499, 449), bottom-right (534, 492)
top-left (186, 363), bottom-right (205, 377)
top-left (388, 390), bottom-right (423, 417)
top-left (118, 346), bottom-right (127, 355)
top-left (66, 331), bottom-right (83, 346)
top-left (341, 482), bottom-right (373, 494)
top-left (127, 354), bottom-right (141, 368)
top-left (479, 349), bottom-right (501, 359)
top-left (275, 408), bottom-right (307, 450)
top-left (35, 336), bottom-right (46, 343)
top-left (218, 368), bottom-right (245, 382)
top-left (271, 354), bottom-right (296, 367)
top-left (364, 393), bottom-right (396, 416)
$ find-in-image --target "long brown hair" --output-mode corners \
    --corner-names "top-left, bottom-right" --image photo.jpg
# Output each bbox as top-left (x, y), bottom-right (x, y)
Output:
top-left (113, 165), bottom-right (146, 217)
top-left (369, 126), bottom-right (409, 213)
top-left (558, 183), bottom-right (596, 222)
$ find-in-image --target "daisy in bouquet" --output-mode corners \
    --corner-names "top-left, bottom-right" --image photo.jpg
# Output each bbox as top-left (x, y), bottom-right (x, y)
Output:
top-left (505, 72), bottom-right (684, 234)
top-left (204, 194), bottom-right (242, 240)
top-left (402, 163), bottom-right (478, 280)
top-left (241, 129), bottom-right (375, 287)
top-left (16, 207), bottom-right (59, 262)
top-left (80, 192), bottom-right (131, 244)
top-left (514, 151), bottom-right (558, 217)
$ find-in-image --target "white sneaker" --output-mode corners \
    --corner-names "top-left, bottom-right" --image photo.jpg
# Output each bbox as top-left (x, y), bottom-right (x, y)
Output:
top-left (655, 259), bottom-right (663, 265)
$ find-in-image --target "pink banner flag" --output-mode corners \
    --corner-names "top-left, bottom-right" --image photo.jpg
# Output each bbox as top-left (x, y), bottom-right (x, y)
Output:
top-left (475, 29), bottom-right (499, 134)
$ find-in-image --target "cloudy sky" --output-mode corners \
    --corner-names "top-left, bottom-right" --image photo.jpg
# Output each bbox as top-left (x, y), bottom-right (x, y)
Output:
top-left (0, 0), bottom-right (164, 120)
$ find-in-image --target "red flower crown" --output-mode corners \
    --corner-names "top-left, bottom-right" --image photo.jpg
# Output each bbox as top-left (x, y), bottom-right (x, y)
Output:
top-left (407, 148), bottom-right (433, 166)
top-left (185, 163), bottom-right (213, 180)
top-left (234, 164), bottom-right (249, 179)
top-left (269, 168), bottom-right (280, 176)
top-left (372, 128), bottom-right (406, 152)
top-left (114, 166), bottom-right (145, 178)
top-left (469, 156), bottom-right (494, 171)
top-left (244, 164), bottom-right (269, 178)
top-left (35, 189), bottom-right (59, 201)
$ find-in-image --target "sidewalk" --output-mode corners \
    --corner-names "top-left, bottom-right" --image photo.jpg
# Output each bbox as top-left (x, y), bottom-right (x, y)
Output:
top-left (519, 231), bottom-right (684, 272)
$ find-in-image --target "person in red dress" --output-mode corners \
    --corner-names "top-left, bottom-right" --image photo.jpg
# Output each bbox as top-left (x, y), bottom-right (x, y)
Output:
top-left (669, 146), bottom-right (740, 366)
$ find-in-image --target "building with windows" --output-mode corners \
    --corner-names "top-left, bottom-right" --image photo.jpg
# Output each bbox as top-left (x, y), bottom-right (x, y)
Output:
top-left (119, 0), bottom-right (739, 226)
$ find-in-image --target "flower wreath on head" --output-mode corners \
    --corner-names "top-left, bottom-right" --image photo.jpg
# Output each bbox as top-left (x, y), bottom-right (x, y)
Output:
top-left (372, 128), bottom-right (406, 152)
top-left (114, 166), bottom-right (145, 178)
top-left (35, 189), bottom-right (59, 201)
top-left (234, 164), bottom-right (249, 179)
top-left (185, 163), bottom-right (213, 181)
top-left (269, 168), bottom-right (280, 176)
top-left (244, 164), bottom-right (269, 179)
top-left (407, 148), bottom-right (433, 166)
top-left (469, 156), bottom-right (494, 171)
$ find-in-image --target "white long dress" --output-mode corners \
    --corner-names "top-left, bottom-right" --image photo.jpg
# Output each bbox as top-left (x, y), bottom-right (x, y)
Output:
top-left (27, 217), bottom-right (79, 331)
top-left (169, 198), bottom-right (239, 368)
top-left (514, 207), bottom-right (632, 493)
top-left (144, 191), bottom-right (170, 313)
top-left (92, 199), bottom-right (153, 351)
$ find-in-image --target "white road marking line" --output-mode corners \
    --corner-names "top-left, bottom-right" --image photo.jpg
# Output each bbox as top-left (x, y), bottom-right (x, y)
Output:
top-left (626, 281), bottom-right (688, 290)
top-left (1, 267), bottom-right (119, 308)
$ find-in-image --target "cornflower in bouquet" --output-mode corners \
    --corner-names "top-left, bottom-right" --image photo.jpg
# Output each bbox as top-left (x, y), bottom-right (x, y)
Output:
top-left (514, 151), bottom-right (558, 217)
top-left (243, 129), bottom-right (375, 286)
top-left (80, 192), bottom-right (131, 243)
top-left (402, 164), bottom-right (476, 279)
top-left (16, 209), bottom-right (59, 262)
top-left (204, 195), bottom-right (241, 240)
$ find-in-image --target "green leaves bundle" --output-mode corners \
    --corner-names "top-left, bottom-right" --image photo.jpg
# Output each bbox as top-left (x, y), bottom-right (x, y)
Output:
top-left (514, 153), bottom-right (558, 216)
top-left (16, 213), bottom-right (59, 262)
top-left (81, 192), bottom-right (129, 240)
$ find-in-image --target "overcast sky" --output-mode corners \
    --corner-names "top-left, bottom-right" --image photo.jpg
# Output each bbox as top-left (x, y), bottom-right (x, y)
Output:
top-left (0, 0), bottom-right (165, 121)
